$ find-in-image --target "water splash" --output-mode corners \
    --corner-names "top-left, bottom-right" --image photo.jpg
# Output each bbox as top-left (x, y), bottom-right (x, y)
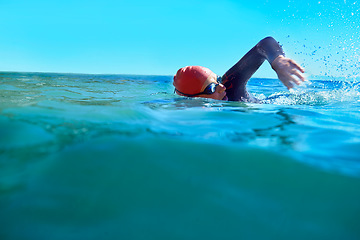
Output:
top-left (279, 1), bottom-right (360, 80)
top-left (260, 81), bottom-right (360, 105)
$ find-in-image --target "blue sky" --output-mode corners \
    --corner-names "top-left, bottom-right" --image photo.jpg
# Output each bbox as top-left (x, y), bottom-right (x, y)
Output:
top-left (0, 0), bottom-right (359, 78)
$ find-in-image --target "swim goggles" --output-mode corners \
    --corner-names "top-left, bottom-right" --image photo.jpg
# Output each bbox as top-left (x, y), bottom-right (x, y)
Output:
top-left (174, 76), bottom-right (222, 97)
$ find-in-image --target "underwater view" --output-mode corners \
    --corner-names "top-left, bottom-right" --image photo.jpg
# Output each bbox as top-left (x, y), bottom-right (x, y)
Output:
top-left (1, 72), bottom-right (360, 239)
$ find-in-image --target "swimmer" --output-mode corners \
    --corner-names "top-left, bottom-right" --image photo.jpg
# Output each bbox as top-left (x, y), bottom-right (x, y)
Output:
top-left (173, 37), bottom-right (305, 102)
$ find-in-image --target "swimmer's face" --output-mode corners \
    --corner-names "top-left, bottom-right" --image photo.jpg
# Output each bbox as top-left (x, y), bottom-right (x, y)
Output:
top-left (197, 72), bottom-right (227, 101)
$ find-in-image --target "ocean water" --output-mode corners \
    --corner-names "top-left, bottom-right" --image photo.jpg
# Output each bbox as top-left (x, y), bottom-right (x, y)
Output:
top-left (1, 71), bottom-right (360, 239)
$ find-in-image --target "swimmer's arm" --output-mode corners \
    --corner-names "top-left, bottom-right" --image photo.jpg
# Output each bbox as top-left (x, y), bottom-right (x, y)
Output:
top-left (257, 37), bottom-right (306, 89)
top-left (257, 36), bottom-right (285, 63)
top-left (222, 37), bottom-right (285, 101)
top-left (271, 55), bottom-right (306, 89)
top-left (222, 37), bottom-right (305, 101)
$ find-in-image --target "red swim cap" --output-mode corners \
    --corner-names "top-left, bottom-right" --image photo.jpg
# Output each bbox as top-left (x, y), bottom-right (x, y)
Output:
top-left (173, 66), bottom-right (213, 95)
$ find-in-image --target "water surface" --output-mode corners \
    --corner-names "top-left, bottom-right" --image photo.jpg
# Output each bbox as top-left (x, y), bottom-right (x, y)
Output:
top-left (1, 72), bottom-right (360, 240)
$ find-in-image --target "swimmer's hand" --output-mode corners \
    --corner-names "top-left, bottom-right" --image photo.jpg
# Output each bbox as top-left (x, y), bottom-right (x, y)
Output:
top-left (271, 55), bottom-right (306, 90)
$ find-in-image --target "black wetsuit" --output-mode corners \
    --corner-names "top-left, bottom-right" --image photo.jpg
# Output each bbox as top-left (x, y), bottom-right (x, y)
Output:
top-left (222, 37), bottom-right (285, 102)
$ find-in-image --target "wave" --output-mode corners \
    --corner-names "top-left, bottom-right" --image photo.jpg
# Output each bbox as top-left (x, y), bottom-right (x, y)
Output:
top-left (1, 135), bottom-right (360, 239)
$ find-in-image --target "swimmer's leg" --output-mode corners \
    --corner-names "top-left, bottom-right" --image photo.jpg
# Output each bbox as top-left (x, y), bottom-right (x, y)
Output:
top-left (222, 37), bottom-right (285, 102)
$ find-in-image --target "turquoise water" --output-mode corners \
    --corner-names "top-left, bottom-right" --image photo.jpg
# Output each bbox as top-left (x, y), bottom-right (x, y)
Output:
top-left (1, 71), bottom-right (360, 239)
